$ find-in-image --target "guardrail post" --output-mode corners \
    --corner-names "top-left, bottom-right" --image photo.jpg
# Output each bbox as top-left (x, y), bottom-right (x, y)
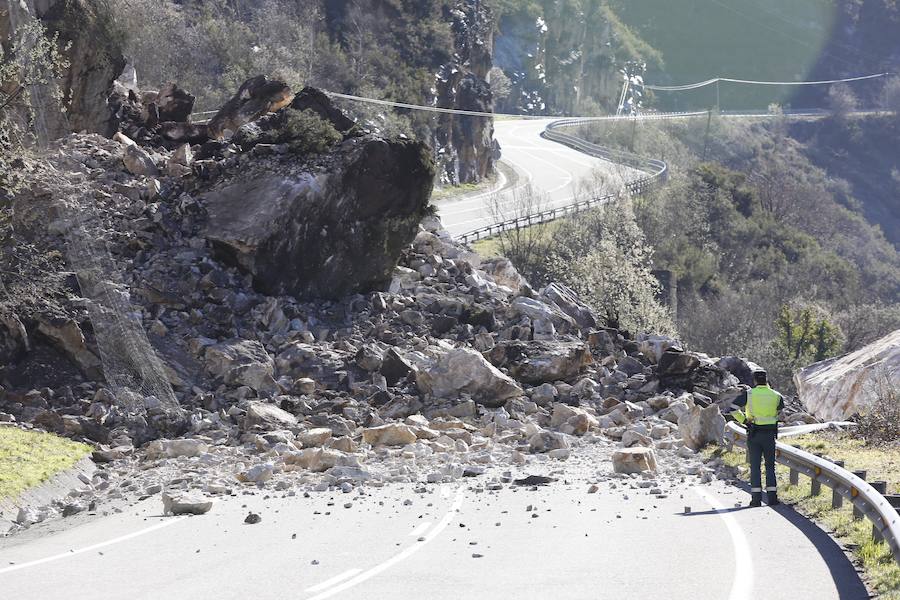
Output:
top-left (810, 453), bottom-right (823, 496)
top-left (832, 460), bottom-right (844, 509)
top-left (871, 481), bottom-right (887, 542)
top-left (789, 468), bottom-right (799, 486)
top-left (852, 470), bottom-right (867, 520)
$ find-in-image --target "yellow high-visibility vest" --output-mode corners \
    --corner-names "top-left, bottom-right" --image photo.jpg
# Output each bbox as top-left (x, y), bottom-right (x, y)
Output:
top-left (745, 385), bottom-right (780, 425)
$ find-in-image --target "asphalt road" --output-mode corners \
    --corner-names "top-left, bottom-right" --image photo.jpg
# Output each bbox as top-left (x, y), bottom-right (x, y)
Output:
top-left (434, 118), bottom-right (644, 238)
top-left (0, 474), bottom-right (867, 600)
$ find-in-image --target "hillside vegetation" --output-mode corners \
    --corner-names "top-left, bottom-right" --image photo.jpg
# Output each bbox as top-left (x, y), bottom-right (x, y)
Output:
top-left (578, 113), bottom-right (900, 392)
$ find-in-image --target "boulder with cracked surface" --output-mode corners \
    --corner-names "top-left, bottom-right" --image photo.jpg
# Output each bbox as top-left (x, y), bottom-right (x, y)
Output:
top-left (677, 404), bottom-right (726, 451)
top-left (207, 75), bottom-right (295, 139)
top-left (487, 340), bottom-right (593, 384)
top-left (796, 329), bottom-right (900, 420)
top-left (414, 346), bottom-right (523, 407)
top-left (204, 340), bottom-right (276, 392)
top-left (612, 447), bottom-right (657, 474)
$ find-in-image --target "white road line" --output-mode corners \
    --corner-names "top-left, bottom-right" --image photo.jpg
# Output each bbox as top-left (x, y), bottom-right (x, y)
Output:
top-left (0, 517), bottom-right (185, 576)
top-left (408, 522), bottom-right (432, 537)
top-left (694, 488), bottom-right (753, 600)
top-left (305, 488), bottom-right (466, 600)
top-left (304, 569), bottom-right (364, 593)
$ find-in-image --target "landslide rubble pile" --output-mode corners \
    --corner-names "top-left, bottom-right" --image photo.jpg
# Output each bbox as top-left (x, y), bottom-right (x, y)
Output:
top-left (0, 79), bottom-right (816, 530)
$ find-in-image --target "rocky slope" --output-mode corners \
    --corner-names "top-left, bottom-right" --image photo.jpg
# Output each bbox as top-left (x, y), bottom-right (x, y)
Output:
top-left (1, 75), bottom-right (823, 531)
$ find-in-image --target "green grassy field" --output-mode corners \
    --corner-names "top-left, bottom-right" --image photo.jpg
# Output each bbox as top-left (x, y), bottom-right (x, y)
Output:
top-left (0, 426), bottom-right (91, 501)
top-left (705, 431), bottom-right (900, 598)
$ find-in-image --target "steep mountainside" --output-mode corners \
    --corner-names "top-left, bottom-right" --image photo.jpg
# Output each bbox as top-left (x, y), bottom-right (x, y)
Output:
top-left (610, 0), bottom-right (900, 111)
top-left (786, 116), bottom-right (900, 248)
top-left (491, 0), bottom-right (661, 115)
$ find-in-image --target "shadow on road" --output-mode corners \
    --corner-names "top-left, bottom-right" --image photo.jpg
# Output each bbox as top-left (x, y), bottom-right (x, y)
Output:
top-left (721, 480), bottom-right (870, 600)
top-left (678, 506), bottom-right (750, 516)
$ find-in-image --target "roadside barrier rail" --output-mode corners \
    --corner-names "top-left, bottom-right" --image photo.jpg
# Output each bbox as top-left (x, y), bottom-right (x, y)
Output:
top-left (457, 118), bottom-right (668, 244)
top-left (726, 421), bottom-right (900, 567)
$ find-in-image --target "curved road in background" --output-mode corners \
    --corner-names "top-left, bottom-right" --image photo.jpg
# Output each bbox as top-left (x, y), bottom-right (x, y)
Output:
top-left (435, 119), bottom-right (644, 238)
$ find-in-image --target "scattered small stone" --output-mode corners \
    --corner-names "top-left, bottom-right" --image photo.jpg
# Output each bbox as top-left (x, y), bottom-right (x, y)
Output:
top-left (244, 513), bottom-right (261, 524)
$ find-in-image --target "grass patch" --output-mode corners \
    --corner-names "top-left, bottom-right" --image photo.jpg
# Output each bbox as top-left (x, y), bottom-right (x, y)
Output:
top-left (0, 426), bottom-right (91, 501)
top-left (432, 175), bottom-right (499, 202)
top-left (704, 432), bottom-right (900, 598)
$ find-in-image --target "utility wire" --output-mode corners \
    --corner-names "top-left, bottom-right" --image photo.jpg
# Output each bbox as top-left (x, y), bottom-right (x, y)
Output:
top-left (646, 72), bottom-right (890, 92)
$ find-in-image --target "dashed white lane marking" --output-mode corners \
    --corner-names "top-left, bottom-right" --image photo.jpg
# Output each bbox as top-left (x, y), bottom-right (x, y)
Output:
top-left (0, 517), bottom-right (185, 576)
top-left (408, 522), bottom-right (432, 537)
top-left (305, 488), bottom-right (466, 600)
top-left (694, 488), bottom-right (753, 600)
top-left (304, 569), bottom-right (364, 593)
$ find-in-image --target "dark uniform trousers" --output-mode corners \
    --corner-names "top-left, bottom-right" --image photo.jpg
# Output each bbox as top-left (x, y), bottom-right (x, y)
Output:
top-left (748, 425), bottom-right (777, 493)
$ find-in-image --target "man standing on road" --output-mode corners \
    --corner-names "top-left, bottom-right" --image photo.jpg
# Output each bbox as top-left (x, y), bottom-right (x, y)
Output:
top-left (730, 370), bottom-right (785, 507)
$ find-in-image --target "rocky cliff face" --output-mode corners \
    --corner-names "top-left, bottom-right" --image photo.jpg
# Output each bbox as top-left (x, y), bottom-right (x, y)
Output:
top-left (493, 2), bottom-right (655, 115)
top-left (320, 0), bottom-right (496, 185)
top-left (1, 0), bottom-right (125, 138)
top-left (432, 1), bottom-right (496, 184)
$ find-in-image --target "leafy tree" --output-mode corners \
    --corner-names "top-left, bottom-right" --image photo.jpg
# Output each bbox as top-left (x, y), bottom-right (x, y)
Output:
top-left (774, 303), bottom-right (843, 368)
top-left (544, 200), bottom-right (674, 334)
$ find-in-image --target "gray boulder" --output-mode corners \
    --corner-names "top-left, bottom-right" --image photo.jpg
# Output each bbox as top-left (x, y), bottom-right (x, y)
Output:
top-left (202, 135), bottom-right (434, 300)
top-left (204, 340), bottom-right (276, 392)
top-left (243, 401), bottom-right (298, 431)
top-left (677, 404), bottom-right (726, 451)
top-left (415, 347), bottom-right (523, 407)
top-left (162, 492), bottom-right (213, 516)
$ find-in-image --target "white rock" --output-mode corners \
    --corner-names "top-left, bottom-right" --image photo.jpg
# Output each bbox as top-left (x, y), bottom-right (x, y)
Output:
top-left (298, 428), bottom-right (332, 448)
top-left (238, 463), bottom-right (275, 483)
top-left (363, 423), bottom-right (418, 446)
top-left (414, 347), bottom-right (522, 408)
top-left (161, 492), bottom-right (213, 515)
top-left (146, 438), bottom-right (209, 459)
top-left (677, 405), bottom-right (726, 451)
top-left (612, 448), bottom-right (658, 474)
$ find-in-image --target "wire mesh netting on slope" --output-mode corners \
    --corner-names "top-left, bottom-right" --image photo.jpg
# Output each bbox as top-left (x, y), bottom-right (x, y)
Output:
top-left (62, 196), bottom-right (182, 416)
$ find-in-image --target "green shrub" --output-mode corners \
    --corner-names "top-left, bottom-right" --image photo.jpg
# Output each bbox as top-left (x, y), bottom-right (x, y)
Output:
top-left (281, 109), bottom-right (342, 154)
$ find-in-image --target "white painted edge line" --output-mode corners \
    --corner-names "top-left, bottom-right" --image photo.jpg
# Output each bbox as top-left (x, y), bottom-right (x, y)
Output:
top-left (694, 487), bottom-right (753, 600)
top-left (0, 517), bottom-right (185, 576)
top-left (304, 568), bottom-right (364, 593)
top-left (408, 522), bottom-right (432, 537)
top-left (305, 488), bottom-right (466, 600)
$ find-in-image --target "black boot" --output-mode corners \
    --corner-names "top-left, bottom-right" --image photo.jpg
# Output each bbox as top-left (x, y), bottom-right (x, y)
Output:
top-left (767, 491), bottom-right (780, 506)
top-left (749, 492), bottom-right (762, 507)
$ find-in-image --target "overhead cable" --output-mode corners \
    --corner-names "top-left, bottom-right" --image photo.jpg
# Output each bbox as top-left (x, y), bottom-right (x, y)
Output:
top-left (646, 72), bottom-right (891, 91)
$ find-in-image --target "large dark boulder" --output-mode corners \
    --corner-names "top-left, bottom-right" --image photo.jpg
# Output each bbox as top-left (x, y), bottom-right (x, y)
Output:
top-left (202, 135), bottom-right (435, 300)
top-left (658, 350), bottom-right (701, 377)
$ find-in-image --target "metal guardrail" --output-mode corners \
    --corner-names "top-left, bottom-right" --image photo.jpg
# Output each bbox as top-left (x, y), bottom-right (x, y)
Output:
top-left (456, 119), bottom-right (669, 244)
top-left (726, 421), bottom-right (900, 567)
